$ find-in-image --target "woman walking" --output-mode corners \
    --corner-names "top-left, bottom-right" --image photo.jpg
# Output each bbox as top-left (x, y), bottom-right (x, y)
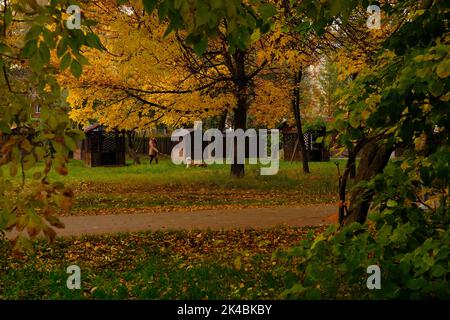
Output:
top-left (148, 137), bottom-right (159, 164)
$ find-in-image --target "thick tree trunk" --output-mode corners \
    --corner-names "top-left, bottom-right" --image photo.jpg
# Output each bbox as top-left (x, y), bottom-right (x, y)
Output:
top-left (126, 131), bottom-right (141, 165)
top-left (347, 146), bottom-right (356, 179)
top-left (292, 70), bottom-right (310, 174)
top-left (231, 50), bottom-right (249, 178)
top-left (231, 97), bottom-right (248, 177)
top-left (338, 152), bottom-right (357, 225)
top-left (349, 163), bottom-right (356, 179)
top-left (343, 140), bottom-right (394, 225)
top-left (218, 110), bottom-right (228, 132)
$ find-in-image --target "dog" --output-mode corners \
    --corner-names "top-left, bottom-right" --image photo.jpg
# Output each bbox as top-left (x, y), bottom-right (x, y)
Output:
top-left (185, 157), bottom-right (208, 168)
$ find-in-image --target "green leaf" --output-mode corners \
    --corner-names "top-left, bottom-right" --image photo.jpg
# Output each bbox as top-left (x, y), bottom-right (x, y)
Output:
top-left (405, 277), bottom-right (426, 290)
top-left (73, 52), bottom-right (89, 66)
top-left (193, 35), bottom-right (208, 55)
top-left (431, 263), bottom-right (447, 277)
top-left (67, 33), bottom-right (82, 52)
top-left (259, 3), bottom-right (277, 21)
top-left (436, 59), bottom-right (450, 78)
top-left (196, 0), bottom-right (209, 26)
top-left (85, 33), bottom-right (103, 50)
top-left (428, 79), bottom-right (444, 97)
top-left (43, 28), bottom-right (56, 48)
top-left (84, 19), bottom-right (98, 27)
top-left (22, 40), bottom-right (38, 58)
top-left (4, 7), bottom-right (12, 28)
top-left (329, 1), bottom-right (341, 17)
top-left (143, 0), bottom-right (158, 13)
top-left (377, 224), bottom-right (392, 245)
top-left (60, 54), bottom-right (72, 71)
top-left (387, 199), bottom-right (398, 208)
top-left (70, 59), bottom-right (82, 78)
top-left (211, 0), bottom-right (222, 10)
top-left (56, 38), bottom-right (68, 57)
top-left (29, 50), bottom-right (44, 70)
top-left (0, 121), bottom-right (11, 134)
top-left (38, 42), bottom-right (51, 64)
top-left (25, 25), bottom-right (43, 41)
top-left (0, 43), bottom-right (12, 54)
top-left (158, 0), bottom-right (170, 21)
top-left (64, 134), bottom-right (77, 151)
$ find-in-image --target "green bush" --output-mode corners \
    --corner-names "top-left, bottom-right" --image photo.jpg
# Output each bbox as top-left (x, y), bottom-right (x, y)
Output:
top-left (278, 159), bottom-right (449, 299)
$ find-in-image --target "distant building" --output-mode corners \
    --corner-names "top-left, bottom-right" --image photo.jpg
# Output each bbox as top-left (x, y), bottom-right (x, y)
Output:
top-left (281, 124), bottom-right (330, 162)
top-left (75, 124), bottom-right (126, 167)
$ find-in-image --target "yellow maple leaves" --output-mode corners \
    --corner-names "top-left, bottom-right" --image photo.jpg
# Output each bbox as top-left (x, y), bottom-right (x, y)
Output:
top-left (57, 1), bottom-right (229, 130)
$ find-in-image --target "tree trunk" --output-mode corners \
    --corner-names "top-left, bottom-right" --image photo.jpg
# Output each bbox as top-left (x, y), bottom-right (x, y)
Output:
top-left (338, 152), bottom-right (356, 225)
top-left (126, 131), bottom-right (141, 165)
top-left (292, 70), bottom-right (310, 174)
top-left (349, 163), bottom-right (356, 179)
top-left (218, 110), bottom-right (228, 132)
top-left (231, 96), bottom-right (247, 177)
top-left (230, 50), bottom-right (249, 178)
top-left (347, 146), bottom-right (356, 179)
top-left (343, 140), bottom-right (394, 225)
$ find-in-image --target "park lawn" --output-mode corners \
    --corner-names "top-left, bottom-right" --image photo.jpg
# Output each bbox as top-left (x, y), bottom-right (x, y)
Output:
top-left (1, 159), bottom-right (339, 299)
top-left (0, 227), bottom-right (324, 299)
top-left (14, 159), bottom-right (342, 216)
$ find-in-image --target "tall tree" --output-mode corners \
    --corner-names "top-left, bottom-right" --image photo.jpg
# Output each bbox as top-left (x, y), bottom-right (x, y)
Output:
top-left (62, 0), bottom-right (283, 177)
top-left (291, 70), bottom-right (310, 173)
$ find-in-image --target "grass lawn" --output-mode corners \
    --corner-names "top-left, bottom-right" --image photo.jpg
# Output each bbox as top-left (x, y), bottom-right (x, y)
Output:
top-left (14, 159), bottom-right (342, 216)
top-left (0, 227), bottom-right (324, 299)
top-left (1, 159), bottom-right (339, 299)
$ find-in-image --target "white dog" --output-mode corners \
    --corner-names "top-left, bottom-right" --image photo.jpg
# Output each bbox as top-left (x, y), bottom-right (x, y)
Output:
top-left (185, 157), bottom-right (207, 168)
top-left (185, 156), bottom-right (193, 168)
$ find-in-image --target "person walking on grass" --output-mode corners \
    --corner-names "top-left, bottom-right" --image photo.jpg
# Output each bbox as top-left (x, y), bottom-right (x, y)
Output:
top-left (148, 137), bottom-right (159, 164)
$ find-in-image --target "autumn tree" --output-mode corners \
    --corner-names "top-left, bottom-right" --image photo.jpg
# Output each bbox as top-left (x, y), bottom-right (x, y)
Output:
top-left (332, 0), bottom-right (448, 225)
top-left (62, 1), bottom-right (231, 128)
top-left (277, 0), bottom-right (449, 298)
top-left (173, 30), bottom-right (279, 177)
top-left (256, 0), bottom-right (345, 174)
top-left (312, 2), bottom-right (415, 224)
top-left (62, 0), bottom-right (287, 177)
top-left (0, 0), bottom-right (100, 248)
top-left (317, 58), bottom-right (342, 118)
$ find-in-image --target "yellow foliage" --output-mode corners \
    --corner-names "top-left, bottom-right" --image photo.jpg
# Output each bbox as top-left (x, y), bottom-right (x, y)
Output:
top-left (58, 1), bottom-right (231, 130)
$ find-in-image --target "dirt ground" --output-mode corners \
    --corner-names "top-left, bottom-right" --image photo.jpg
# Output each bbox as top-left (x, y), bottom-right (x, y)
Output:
top-left (7, 205), bottom-right (337, 239)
